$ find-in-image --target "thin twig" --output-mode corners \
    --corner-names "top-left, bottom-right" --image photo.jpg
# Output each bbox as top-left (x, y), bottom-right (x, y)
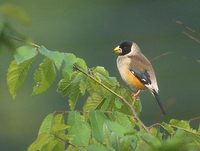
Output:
top-left (53, 133), bottom-right (77, 148)
top-left (189, 115), bottom-right (200, 123)
top-left (176, 20), bottom-right (196, 33)
top-left (73, 64), bottom-right (149, 132)
top-left (182, 31), bottom-right (200, 44)
top-left (151, 51), bottom-right (173, 62)
top-left (148, 122), bottom-right (163, 129)
top-left (9, 35), bottom-right (40, 48)
top-left (169, 124), bottom-right (200, 137)
top-left (176, 20), bottom-right (200, 44)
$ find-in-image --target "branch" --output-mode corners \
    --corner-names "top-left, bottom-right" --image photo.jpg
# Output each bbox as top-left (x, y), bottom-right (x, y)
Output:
top-left (8, 34), bottom-right (40, 48)
top-left (151, 51), bottom-right (173, 62)
top-left (182, 31), bottom-right (200, 44)
top-left (176, 20), bottom-right (200, 44)
top-left (73, 64), bottom-right (149, 132)
top-left (189, 115), bottom-right (200, 123)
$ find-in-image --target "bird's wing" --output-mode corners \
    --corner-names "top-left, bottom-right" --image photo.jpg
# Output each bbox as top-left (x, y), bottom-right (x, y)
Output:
top-left (129, 53), bottom-right (166, 115)
top-left (128, 52), bottom-right (158, 93)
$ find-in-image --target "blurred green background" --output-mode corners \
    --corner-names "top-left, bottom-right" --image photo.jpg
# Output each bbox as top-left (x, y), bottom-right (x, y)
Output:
top-left (0, 0), bottom-right (200, 150)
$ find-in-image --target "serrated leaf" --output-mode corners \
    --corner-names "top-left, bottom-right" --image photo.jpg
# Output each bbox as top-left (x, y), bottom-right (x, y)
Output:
top-left (83, 93), bottom-right (104, 112)
top-left (114, 99), bottom-right (123, 109)
top-left (52, 124), bottom-right (70, 132)
top-left (140, 133), bottom-right (161, 147)
top-left (38, 113), bottom-right (54, 135)
top-left (161, 122), bottom-right (175, 135)
top-left (93, 66), bottom-right (109, 77)
top-left (106, 121), bottom-right (128, 137)
top-left (113, 112), bottom-right (134, 133)
top-left (67, 111), bottom-right (91, 146)
top-left (32, 58), bottom-right (56, 95)
top-left (170, 119), bottom-right (190, 129)
top-left (120, 135), bottom-right (138, 151)
top-left (29, 113), bottom-right (66, 151)
top-left (27, 133), bottom-right (51, 151)
top-left (62, 53), bottom-right (77, 77)
top-left (114, 88), bottom-right (134, 115)
top-left (38, 45), bottom-right (64, 70)
top-left (89, 111), bottom-right (107, 143)
top-left (14, 46), bottom-right (37, 64)
top-left (86, 76), bottom-right (106, 95)
top-left (79, 76), bottom-right (87, 95)
top-left (0, 3), bottom-right (31, 25)
top-left (76, 58), bottom-right (87, 72)
top-left (110, 133), bottom-right (137, 151)
top-left (28, 133), bottom-right (65, 151)
top-left (93, 66), bottom-right (120, 88)
top-left (169, 119), bottom-right (198, 135)
top-left (52, 113), bottom-right (69, 133)
top-left (57, 72), bottom-right (85, 110)
top-left (7, 59), bottom-right (32, 99)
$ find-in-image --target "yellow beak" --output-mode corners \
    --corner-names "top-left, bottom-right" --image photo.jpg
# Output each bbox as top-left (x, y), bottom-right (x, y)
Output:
top-left (113, 46), bottom-right (122, 55)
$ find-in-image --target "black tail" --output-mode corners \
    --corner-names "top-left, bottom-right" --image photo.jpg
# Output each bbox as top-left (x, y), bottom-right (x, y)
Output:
top-left (152, 90), bottom-right (166, 115)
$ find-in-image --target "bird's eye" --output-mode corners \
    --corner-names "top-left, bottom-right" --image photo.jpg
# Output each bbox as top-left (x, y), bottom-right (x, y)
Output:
top-left (123, 47), bottom-right (127, 51)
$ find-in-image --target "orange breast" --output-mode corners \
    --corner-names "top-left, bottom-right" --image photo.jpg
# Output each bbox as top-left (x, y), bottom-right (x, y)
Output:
top-left (124, 70), bottom-right (145, 90)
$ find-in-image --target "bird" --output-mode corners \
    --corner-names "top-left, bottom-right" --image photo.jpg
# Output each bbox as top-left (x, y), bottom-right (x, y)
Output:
top-left (113, 41), bottom-right (166, 115)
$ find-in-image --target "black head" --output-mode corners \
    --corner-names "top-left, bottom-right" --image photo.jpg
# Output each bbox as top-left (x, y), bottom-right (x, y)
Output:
top-left (114, 41), bottom-right (133, 56)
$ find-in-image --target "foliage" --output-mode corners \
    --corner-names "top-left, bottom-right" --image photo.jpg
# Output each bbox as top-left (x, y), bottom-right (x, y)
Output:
top-left (4, 42), bottom-right (200, 151)
top-left (1, 3), bottom-right (200, 151)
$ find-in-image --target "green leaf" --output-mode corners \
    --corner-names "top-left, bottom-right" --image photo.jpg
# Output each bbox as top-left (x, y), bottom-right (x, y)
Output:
top-left (7, 59), bottom-right (33, 99)
top-left (170, 119), bottom-right (191, 129)
top-left (52, 114), bottom-right (70, 133)
top-left (161, 122), bottom-right (175, 135)
top-left (170, 119), bottom-right (198, 133)
top-left (62, 53), bottom-right (77, 77)
top-left (39, 113), bottom-right (69, 135)
top-left (106, 121), bottom-right (128, 137)
top-left (38, 45), bottom-right (65, 70)
top-left (89, 111), bottom-right (107, 143)
top-left (114, 99), bottom-right (123, 109)
top-left (93, 66), bottom-right (109, 77)
top-left (29, 113), bottom-right (67, 151)
top-left (93, 66), bottom-right (120, 88)
top-left (28, 134), bottom-right (65, 151)
top-left (120, 135), bottom-right (138, 151)
top-left (38, 113), bottom-right (54, 135)
top-left (109, 133), bottom-right (137, 151)
top-left (32, 58), bottom-right (56, 95)
top-left (79, 77), bottom-right (87, 95)
top-left (0, 3), bottom-right (31, 25)
top-left (76, 58), bottom-right (87, 72)
top-left (83, 93), bottom-right (104, 112)
top-left (140, 133), bottom-right (161, 148)
top-left (14, 46), bottom-right (38, 64)
top-left (114, 88), bottom-right (134, 115)
top-left (27, 133), bottom-right (51, 151)
top-left (87, 144), bottom-right (108, 151)
top-left (134, 99), bottom-right (142, 114)
top-left (113, 112), bottom-right (134, 133)
top-left (57, 72), bottom-right (85, 110)
top-left (67, 111), bottom-right (91, 146)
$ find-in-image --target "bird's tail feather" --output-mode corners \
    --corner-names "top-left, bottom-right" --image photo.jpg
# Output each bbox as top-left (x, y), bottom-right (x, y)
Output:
top-left (152, 90), bottom-right (166, 115)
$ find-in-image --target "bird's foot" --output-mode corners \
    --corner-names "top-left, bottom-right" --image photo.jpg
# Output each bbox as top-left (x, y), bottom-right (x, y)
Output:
top-left (132, 90), bottom-right (141, 103)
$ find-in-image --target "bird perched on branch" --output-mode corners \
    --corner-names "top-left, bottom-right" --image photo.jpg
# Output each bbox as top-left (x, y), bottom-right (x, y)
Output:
top-left (113, 41), bottom-right (166, 115)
